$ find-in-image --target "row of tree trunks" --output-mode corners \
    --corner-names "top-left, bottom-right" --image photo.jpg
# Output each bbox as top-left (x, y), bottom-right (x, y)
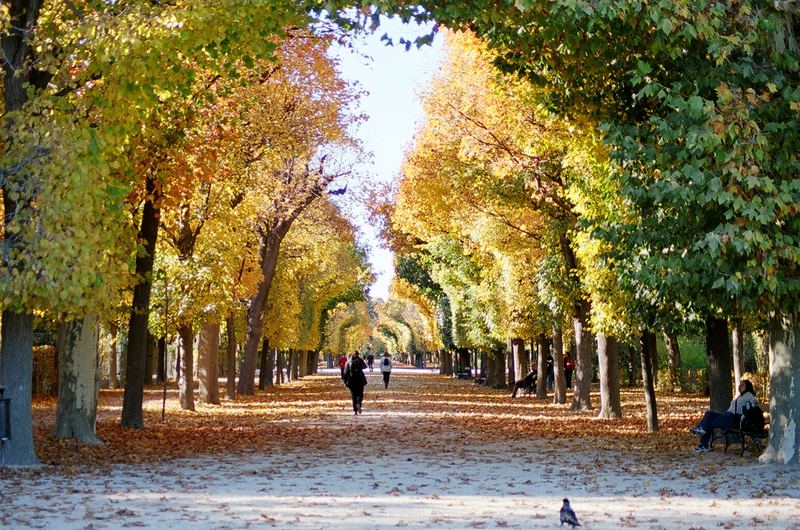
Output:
top-left (510, 339), bottom-right (527, 385)
top-left (258, 338), bottom-right (271, 391)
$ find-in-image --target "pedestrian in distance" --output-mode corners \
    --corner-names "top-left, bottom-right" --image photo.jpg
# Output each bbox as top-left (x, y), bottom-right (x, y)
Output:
top-left (546, 352), bottom-right (555, 391)
top-left (338, 353), bottom-right (347, 380)
top-left (366, 352), bottom-right (375, 372)
top-left (343, 351), bottom-right (368, 415)
top-left (563, 351), bottom-right (575, 389)
top-left (380, 352), bottom-right (393, 388)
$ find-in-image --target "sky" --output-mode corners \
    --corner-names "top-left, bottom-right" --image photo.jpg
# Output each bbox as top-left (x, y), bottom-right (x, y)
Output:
top-left (329, 18), bottom-right (443, 301)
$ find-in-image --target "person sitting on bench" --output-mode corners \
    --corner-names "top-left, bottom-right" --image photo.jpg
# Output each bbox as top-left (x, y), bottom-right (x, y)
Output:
top-left (511, 369), bottom-right (537, 398)
top-left (690, 379), bottom-right (759, 452)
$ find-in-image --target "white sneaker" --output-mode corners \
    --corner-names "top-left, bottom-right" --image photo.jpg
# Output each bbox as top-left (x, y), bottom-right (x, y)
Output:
top-left (693, 445), bottom-right (710, 453)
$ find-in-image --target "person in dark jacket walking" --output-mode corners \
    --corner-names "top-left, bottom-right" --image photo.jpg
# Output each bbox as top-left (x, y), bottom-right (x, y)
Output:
top-left (379, 353), bottom-right (393, 388)
top-left (344, 351), bottom-right (368, 415)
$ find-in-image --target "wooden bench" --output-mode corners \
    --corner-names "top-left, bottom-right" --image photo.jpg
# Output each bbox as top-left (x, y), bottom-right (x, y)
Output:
top-left (711, 427), bottom-right (768, 457)
top-left (455, 369), bottom-right (472, 380)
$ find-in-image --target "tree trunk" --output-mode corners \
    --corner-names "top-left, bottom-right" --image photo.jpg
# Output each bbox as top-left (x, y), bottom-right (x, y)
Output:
top-left (552, 324), bottom-right (567, 404)
top-left (156, 337), bottom-right (166, 384)
top-left (225, 314), bottom-right (236, 400)
top-left (761, 311), bottom-right (800, 465)
top-left (596, 334), bottom-right (621, 419)
top-left (640, 330), bottom-right (659, 432)
top-left (265, 348), bottom-right (275, 388)
top-left (572, 300), bottom-right (593, 411)
top-left (663, 329), bottom-right (681, 391)
top-left (706, 316), bottom-right (733, 413)
top-left (0, 311), bottom-right (40, 466)
top-left (536, 334), bottom-right (548, 399)
top-left (121, 175), bottom-right (161, 428)
top-left (109, 322), bottom-right (119, 389)
top-left (144, 333), bottom-right (156, 387)
top-left (510, 338), bottom-right (527, 384)
top-left (292, 350), bottom-right (300, 380)
top-left (308, 350), bottom-right (317, 374)
top-left (259, 337), bottom-right (270, 391)
top-left (54, 315), bottom-right (102, 444)
top-left (298, 349), bottom-right (308, 378)
top-left (754, 330), bottom-right (770, 373)
top-left (198, 321), bottom-right (220, 404)
top-left (238, 225), bottom-right (291, 395)
top-left (177, 324), bottom-right (195, 411)
top-left (731, 321), bottom-right (744, 388)
top-left (276, 350), bottom-right (284, 384)
top-left (285, 350), bottom-right (293, 383)
top-left (639, 330), bottom-right (658, 432)
top-left (506, 340), bottom-right (515, 389)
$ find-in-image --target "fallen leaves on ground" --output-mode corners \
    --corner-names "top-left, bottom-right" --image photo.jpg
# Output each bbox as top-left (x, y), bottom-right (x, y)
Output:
top-left (22, 372), bottom-right (714, 476)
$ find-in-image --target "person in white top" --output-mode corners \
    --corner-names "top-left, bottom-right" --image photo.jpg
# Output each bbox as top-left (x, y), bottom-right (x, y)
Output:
top-left (690, 379), bottom-right (759, 452)
top-left (379, 353), bottom-right (393, 388)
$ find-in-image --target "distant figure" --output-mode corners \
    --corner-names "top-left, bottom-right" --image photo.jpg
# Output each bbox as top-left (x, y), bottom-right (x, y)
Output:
top-left (338, 354), bottom-right (348, 380)
top-left (366, 352), bottom-right (375, 372)
top-left (690, 379), bottom-right (759, 452)
top-left (560, 498), bottom-right (581, 527)
top-left (380, 353), bottom-right (393, 388)
top-left (563, 352), bottom-right (575, 389)
top-left (546, 352), bottom-right (555, 391)
top-left (511, 369), bottom-right (537, 398)
top-left (344, 351), bottom-right (368, 415)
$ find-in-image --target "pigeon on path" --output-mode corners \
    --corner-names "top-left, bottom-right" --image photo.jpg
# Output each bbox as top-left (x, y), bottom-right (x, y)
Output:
top-left (560, 498), bottom-right (581, 527)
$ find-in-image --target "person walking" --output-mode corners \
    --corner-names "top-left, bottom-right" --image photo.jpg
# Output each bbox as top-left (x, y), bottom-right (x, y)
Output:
top-left (338, 353), bottom-right (348, 380)
top-left (546, 352), bottom-right (555, 391)
top-left (366, 352), bottom-right (375, 372)
top-left (344, 351), bottom-right (368, 415)
top-left (563, 351), bottom-right (575, 389)
top-left (379, 353), bottom-right (393, 388)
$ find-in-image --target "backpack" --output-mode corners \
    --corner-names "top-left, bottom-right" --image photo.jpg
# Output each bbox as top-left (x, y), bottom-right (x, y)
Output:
top-left (740, 403), bottom-right (766, 434)
top-left (383, 357), bottom-right (390, 367)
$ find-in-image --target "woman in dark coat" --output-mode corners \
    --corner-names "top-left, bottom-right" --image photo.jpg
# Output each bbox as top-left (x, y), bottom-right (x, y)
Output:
top-left (344, 351), bottom-right (368, 415)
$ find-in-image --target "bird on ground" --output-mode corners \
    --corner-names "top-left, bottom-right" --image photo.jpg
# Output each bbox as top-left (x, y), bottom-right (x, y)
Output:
top-left (560, 498), bottom-right (581, 527)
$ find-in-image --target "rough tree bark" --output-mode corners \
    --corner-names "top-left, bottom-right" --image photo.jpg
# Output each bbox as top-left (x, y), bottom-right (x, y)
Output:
top-left (706, 316), bottom-right (733, 413)
top-left (572, 300), bottom-right (593, 411)
top-left (121, 174), bottom-right (161, 428)
top-left (731, 322), bottom-right (744, 388)
top-left (198, 321), bottom-right (220, 404)
top-left (109, 322), bottom-right (119, 389)
top-left (640, 330), bottom-right (659, 432)
top-left (536, 334), bottom-right (548, 399)
top-left (597, 334), bottom-right (621, 419)
top-left (265, 348), bottom-right (275, 388)
top-left (552, 323), bottom-right (567, 404)
top-left (663, 329), bottom-right (681, 391)
top-left (259, 337), bottom-right (270, 391)
top-left (177, 324), bottom-right (195, 411)
top-left (54, 315), bottom-right (102, 444)
top-left (510, 338), bottom-right (527, 384)
top-left (761, 311), bottom-right (800, 465)
top-left (0, 312), bottom-right (40, 466)
top-left (225, 314), bottom-right (236, 400)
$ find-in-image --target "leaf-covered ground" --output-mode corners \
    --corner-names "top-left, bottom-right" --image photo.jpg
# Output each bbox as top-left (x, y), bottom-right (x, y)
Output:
top-left (1, 369), bottom-right (798, 529)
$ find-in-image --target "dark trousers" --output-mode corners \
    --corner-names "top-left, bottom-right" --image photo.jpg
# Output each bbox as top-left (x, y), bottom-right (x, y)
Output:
top-left (382, 372), bottom-right (391, 388)
top-left (565, 369), bottom-right (573, 388)
top-left (698, 411), bottom-right (739, 447)
top-left (349, 384), bottom-right (365, 412)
